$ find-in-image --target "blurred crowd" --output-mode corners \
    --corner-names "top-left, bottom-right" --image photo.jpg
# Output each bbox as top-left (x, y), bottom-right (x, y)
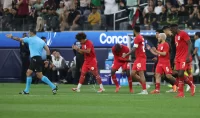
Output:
top-left (0, 0), bottom-right (200, 31)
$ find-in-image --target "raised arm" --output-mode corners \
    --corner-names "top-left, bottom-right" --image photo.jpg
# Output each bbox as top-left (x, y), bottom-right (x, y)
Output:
top-left (6, 34), bottom-right (23, 42)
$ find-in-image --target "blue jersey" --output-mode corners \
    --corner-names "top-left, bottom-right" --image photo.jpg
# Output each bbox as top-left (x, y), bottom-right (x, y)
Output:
top-left (195, 38), bottom-right (200, 56)
top-left (23, 36), bottom-right (46, 58)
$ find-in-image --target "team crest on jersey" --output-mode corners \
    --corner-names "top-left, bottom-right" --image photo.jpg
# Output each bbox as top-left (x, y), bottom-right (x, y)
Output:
top-left (91, 67), bottom-right (94, 70)
top-left (84, 45), bottom-right (87, 49)
top-left (178, 36), bottom-right (180, 40)
top-left (137, 63), bottom-right (141, 69)
top-left (160, 46), bottom-right (163, 50)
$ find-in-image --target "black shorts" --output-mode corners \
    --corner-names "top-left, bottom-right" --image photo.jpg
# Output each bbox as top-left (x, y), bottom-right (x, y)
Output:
top-left (29, 56), bottom-right (43, 72)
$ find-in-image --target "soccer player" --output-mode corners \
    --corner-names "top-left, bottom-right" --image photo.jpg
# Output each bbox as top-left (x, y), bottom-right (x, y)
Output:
top-left (6, 30), bottom-right (58, 94)
top-left (122, 26), bottom-right (148, 94)
top-left (72, 32), bottom-right (105, 93)
top-left (146, 33), bottom-right (176, 94)
top-left (170, 24), bottom-right (195, 97)
top-left (111, 44), bottom-right (133, 93)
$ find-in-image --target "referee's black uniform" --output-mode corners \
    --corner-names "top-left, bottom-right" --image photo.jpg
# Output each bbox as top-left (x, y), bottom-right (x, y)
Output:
top-left (73, 41), bottom-right (84, 84)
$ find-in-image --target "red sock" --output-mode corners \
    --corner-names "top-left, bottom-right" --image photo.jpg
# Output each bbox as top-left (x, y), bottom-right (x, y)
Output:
top-left (188, 74), bottom-right (193, 84)
top-left (155, 83), bottom-right (160, 91)
top-left (184, 75), bottom-right (193, 87)
top-left (141, 82), bottom-right (146, 90)
top-left (128, 76), bottom-right (132, 90)
top-left (178, 77), bottom-right (184, 94)
top-left (111, 74), bottom-right (119, 87)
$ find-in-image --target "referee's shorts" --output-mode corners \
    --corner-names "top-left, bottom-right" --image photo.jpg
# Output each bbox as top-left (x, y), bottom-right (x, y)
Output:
top-left (29, 56), bottom-right (43, 72)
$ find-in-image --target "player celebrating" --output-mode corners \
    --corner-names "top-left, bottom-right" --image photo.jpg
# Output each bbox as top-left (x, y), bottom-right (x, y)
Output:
top-left (170, 24), bottom-right (195, 97)
top-left (6, 30), bottom-right (58, 94)
top-left (146, 33), bottom-right (176, 94)
top-left (122, 26), bottom-right (148, 94)
top-left (72, 32), bottom-right (105, 93)
top-left (111, 44), bottom-right (133, 93)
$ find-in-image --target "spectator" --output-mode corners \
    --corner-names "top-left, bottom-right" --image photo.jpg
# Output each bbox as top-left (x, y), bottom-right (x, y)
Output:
top-left (104, 0), bottom-right (119, 29)
top-left (157, 6), bottom-right (167, 25)
top-left (167, 6), bottom-right (179, 24)
top-left (144, 6), bottom-right (157, 30)
top-left (185, 0), bottom-right (194, 15)
top-left (154, 0), bottom-right (163, 15)
top-left (2, 8), bottom-right (17, 30)
top-left (68, 6), bottom-right (81, 31)
top-left (143, 0), bottom-right (154, 16)
top-left (56, 0), bottom-right (65, 15)
top-left (46, 7), bottom-right (59, 31)
top-left (44, 0), bottom-right (56, 9)
top-left (33, 0), bottom-right (44, 16)
top-left (15, 0), bottom-right (30, 31)
top-left (52, 51), bottom-right (67, 83)
top-left (87, 6), bottom-right (101, 30)
top-left (187, 4), bottom-right (200, 29)
top-left (178, 5), bottom-right (189, 25)
top-left (166, 1), bottom-right (172, 15)
top-left (91, 0), bottom-right (101, 7)
top-left (64, 0), bottom-right (73, 10)
top-left (79, 0), bottom-right (90, 14)
top-left (3, 0), bottom-right (12, 9)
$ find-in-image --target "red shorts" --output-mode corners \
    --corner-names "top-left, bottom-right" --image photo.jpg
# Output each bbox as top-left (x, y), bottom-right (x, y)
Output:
top-left (82, 60), bottom-right (98, 72)
top-left (175, 59), bottom-right (187, 70)
top-left (156, 62), bottom-right (172, 74)
top-left (112, 61), bottom-right (128, 70)
top-left (132, 58), bottom-right (146, 71)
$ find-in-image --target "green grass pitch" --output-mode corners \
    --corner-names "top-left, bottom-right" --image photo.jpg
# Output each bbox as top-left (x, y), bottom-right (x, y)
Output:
top-left (0, 83), bottom-right (200, 118)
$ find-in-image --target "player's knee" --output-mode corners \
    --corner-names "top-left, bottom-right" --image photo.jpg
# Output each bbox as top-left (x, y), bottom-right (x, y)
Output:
top-left (26, 70), bottom-right (32, 77)
top-left (36, 72), bottom-right (43, 79)
top-left (126, 70), bottom-right (130, 77)
top-left (166, 74), bottom-right (172, 79)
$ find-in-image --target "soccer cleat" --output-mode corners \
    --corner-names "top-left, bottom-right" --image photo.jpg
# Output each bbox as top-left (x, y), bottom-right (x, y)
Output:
top-left (97, 88), bottom-right (105, 93)
top-left (115, 86), bottom-right (121, 93)
top-left (52, 86), bottom-right (58, 95)
top-left (186, 85), bottom-right (190, 92)
top-left (190, 85), bottom-right (196, 96)
top-left (19, 91), bottom-right (29, 95)
top-left (150, 89), bottom-right (160, 94)
top-left (130, 89), bottom-right (134, 93)
top-left (138, 90), bottom-right (148, 95)
top-left (72, 88), bottom-right (80, 92)
top-left (175, 93), bottom-right (185, 98)
top-left (172, 85), bottom-right (177, 92)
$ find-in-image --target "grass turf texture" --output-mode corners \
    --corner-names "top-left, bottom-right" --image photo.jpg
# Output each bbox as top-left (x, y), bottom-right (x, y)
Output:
top-left (0, 83), bottom-right (200, 118)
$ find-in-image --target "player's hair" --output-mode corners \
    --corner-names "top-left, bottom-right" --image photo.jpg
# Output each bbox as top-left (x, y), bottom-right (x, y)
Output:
top-left (156, 29), bottom-right (163, 33)
top-left (115, 44), bottom-right (121, 52)
top-left (162, 26), bottom-right (170, 30)
top-left (195, 32), bottom-right (200, 37)
top-left (159, 33), bottom-right (167, 40)
top-left (41, 36), bottom-right (46, 40)
top-left (76, 32), bottom-right (86, 41)
top-left (29, 29), bottom-right (36, 34)
top-left (133, 26), bottom-right (140, 33)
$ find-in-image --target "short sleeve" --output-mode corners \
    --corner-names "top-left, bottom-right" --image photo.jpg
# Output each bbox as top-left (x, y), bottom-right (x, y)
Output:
top-left (86, 41), bottom-right (93, 49)
top-left (195, 40), bottom-right (199, 48)
top-left (163, 43), bottom-right (169, 52)
top-left (124, 46), bottom-right (130, 53)
top-left (23, 37), bottom-right (29, 43)
top-left (182, 32), bottom-right (190, 41)
top-left (134, 37), bottom-right (141, 44)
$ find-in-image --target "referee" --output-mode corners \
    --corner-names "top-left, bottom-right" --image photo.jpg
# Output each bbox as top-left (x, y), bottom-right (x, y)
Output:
top-left (6, 30), bottom-right (58, 95)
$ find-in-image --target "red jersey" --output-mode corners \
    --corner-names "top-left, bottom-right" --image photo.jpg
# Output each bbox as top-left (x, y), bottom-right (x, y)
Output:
top-left (157, 42), bottom-right (170, 63)
top-left (112, 44), bottom-right (129, 62)
top-left (81, 40), bottom-right (96, 64)
top-left (134, 34), bottom-right (146, 59)
top-left (175, 30), bottom-right (190, 61)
